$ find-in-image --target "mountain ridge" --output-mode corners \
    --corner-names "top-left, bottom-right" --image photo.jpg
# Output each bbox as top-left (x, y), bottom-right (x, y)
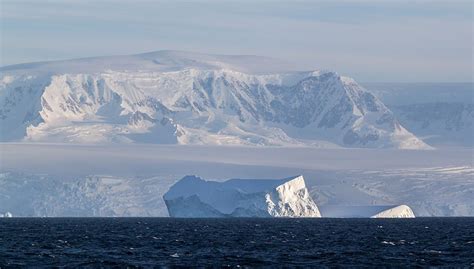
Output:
top-left (0, 51), bottom-right (430, 149)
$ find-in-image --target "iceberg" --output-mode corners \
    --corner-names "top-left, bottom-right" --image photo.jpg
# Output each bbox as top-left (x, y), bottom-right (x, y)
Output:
top-left (164, 175), bottom-right (416, 218)
top-left (371, 205), bottom-right (415, 218)
top-left (319, 205), bottom-right (415, 218)
top-left (163, 175), bottom-right (321, 218)
top-left (0, 212), bottom-right (13, 218)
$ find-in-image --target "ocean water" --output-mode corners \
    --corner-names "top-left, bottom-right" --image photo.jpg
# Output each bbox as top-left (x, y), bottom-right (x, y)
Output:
top-left (0, 218), bottom-right (473, 267)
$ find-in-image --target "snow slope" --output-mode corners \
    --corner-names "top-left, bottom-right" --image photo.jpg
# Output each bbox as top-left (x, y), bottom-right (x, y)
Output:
top-left (163, 175), bottom-right (321, 218)
top-left (0, 51), bottom-right (428, 149)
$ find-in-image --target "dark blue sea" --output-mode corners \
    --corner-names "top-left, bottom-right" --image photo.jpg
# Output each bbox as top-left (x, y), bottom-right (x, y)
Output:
top-left (1, 218), bottom-right (473, 267)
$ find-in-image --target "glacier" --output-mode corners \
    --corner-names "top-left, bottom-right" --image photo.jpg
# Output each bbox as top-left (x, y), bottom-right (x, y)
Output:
top-left (163, 175), bottom-right (322, 218)
top-left (371, 205), bottom-right (415, 218)
top-left (0, 144), bottom-right (472, 217)
top-left (0, 50), bottom-right (429, 149)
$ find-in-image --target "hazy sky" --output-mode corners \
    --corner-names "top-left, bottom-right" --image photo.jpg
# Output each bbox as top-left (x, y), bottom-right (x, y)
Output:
top-left (0, 0), bottom-right (472, 82)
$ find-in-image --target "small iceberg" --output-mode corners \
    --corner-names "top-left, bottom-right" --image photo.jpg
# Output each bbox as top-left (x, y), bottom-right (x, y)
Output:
top-left (0, 212), bottom-right (13, 218)
top-left (318, 205), bottom-right (415, 218)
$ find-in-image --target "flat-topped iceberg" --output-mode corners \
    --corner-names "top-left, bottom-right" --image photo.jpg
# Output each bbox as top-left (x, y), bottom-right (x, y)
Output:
top-left (163, 175), bottom-right (321, 218)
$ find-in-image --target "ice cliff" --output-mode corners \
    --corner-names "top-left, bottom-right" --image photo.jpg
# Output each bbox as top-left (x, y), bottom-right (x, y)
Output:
top-left (163, 175), bottom-right (322, 218)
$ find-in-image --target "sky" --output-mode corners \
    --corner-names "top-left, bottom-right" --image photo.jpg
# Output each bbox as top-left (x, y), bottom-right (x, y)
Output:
top-left (0, 0), bottom-right (472, 82)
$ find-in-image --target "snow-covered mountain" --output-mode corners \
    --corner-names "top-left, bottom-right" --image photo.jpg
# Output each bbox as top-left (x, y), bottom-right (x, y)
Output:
top-left (392, 103), bottom-right (473, 147)
top-left (365, 83), bottom-right (473, 148)
top-left (164, 175), bottom-right (321, 218)
top-left (0, 50), bottom-right (428, 149)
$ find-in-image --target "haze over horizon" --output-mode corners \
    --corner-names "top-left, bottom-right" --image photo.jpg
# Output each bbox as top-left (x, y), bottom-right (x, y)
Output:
top-left (1, 0), bottom-right (472, 82)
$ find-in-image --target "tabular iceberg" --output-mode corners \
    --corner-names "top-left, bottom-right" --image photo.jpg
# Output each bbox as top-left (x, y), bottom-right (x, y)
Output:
top-left (163, 175), bottom-right (321, 218)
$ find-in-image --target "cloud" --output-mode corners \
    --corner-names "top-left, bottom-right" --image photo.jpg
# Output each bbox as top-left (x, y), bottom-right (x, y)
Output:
top-left (1, 0), bottom-right (472, 82)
